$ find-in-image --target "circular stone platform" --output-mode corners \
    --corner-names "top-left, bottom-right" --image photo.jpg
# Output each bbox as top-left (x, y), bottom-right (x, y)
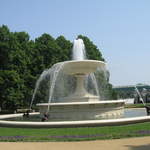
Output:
top-left (37, 100), bottom-right (125, 120)
top-left (0, 113), bottom-right (150, 128)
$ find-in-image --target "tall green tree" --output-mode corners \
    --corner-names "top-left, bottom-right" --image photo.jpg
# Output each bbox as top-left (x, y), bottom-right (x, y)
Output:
top-left (0, 25), bottom-right (11, 69)
top-left (0, 70), bottom-right (24, 110)
top-left (56, 35), bottom-right (72, 61)
top-left (35, 34), bottom-right (61, 68)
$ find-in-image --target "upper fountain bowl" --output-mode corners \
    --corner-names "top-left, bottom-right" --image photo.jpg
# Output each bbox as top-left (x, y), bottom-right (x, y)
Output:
top-left (63, 60), bottom-right (106, 75)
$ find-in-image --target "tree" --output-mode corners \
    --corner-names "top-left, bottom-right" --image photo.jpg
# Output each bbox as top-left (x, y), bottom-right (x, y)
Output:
top-left (56, 35), bottom-right (72, 61)
top-left (0, 25), bottom-right (11, 69)
top-left (35, 34), bottom-right (60, 67)
top-left (0, 70), bottom-right (24, 110)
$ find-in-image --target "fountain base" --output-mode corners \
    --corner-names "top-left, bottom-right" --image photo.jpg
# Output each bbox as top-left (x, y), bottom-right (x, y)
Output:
top-left (37, 100), bottom-right (125, 120)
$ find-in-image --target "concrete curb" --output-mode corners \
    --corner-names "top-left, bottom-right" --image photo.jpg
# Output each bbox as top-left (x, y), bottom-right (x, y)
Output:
top-left (0, 114), bottom-right (150, 128)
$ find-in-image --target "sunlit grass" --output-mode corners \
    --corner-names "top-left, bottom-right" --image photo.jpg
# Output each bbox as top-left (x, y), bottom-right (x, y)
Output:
top-left (0, 122), bottom-right (150, 141)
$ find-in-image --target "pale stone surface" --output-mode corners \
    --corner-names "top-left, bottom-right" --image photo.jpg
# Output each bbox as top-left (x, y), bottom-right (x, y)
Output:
top-left (0, 112), bottom-right (39, 119)
top-left (1, 113), bottom-right (150, 128)
top-left (0, 137), bottom-right (149, 150)
top-left (37, 100), bottom-right (125, 120)
top-left (63, 60), bottom-right (105, 75)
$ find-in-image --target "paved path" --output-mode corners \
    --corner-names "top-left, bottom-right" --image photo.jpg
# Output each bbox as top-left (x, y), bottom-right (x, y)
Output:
top-left (0, 136), bottom-right (150, 150)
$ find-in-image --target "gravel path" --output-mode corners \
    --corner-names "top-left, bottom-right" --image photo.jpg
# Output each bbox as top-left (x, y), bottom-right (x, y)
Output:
top-left (0, 136), bottom-right (149, 150)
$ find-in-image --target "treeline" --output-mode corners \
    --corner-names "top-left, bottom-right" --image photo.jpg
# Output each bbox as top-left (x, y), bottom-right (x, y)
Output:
top-left (0, 25), bottom-right (117, 110)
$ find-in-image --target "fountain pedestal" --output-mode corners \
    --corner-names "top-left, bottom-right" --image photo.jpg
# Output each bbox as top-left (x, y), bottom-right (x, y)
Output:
top-left (61, 74), bottom-right (99, 102)
top-left (60, 60), bottom-right (104, 103)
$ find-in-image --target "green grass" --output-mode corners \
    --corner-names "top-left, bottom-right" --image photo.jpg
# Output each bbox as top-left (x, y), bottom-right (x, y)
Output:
top-left (125, 103), bottom-right (150, 108)
top-left (0, 122), bottom-right (150, 142)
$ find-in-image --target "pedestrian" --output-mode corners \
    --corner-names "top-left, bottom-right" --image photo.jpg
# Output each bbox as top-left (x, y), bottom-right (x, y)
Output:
top-left (41, 113), bottom-right (48, 121)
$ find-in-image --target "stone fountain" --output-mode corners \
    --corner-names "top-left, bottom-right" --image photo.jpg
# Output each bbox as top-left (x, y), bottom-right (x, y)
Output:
top-left (1, 39), bottom-right (150, 128)
top-left (36, 39), bottom-right (125, 120)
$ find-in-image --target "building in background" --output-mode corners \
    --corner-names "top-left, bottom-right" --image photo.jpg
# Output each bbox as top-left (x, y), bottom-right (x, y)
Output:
top-left (113, 84), bottom-right (150, 104)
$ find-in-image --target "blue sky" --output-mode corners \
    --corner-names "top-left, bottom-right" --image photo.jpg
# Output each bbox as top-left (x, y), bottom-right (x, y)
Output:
top-left (0, 0), bottom-right (150, 86)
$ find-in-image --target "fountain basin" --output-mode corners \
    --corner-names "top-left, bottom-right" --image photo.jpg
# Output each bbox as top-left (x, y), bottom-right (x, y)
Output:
top-left (63, 60), bottom-right (105, 75)
top-left (0, 108), bottom-right (150, 128)
top-left (1, 115), bottom-right (150, 128)
top-left (37, 100), bottom-right (125, 120)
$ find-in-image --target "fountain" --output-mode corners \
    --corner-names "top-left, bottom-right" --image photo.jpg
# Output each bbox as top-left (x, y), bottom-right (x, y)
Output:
top-left (35, 39), bottom-right (125, 120)
top-left (0, 39), bottom-right (150, 128)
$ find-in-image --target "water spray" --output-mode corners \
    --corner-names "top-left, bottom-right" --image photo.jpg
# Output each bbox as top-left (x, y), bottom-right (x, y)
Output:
top-left (134, 85), bottom-right (146, 106)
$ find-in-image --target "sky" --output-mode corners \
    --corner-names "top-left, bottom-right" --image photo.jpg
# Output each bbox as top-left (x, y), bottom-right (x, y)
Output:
top-left (0, 0), bottom-right (150, 86)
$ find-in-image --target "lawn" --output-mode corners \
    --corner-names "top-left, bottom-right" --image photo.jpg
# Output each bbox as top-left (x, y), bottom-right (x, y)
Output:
top-left (0, 122), bottom-right (150, 141)
top-left (125, 103), bottom-right (150, 108)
